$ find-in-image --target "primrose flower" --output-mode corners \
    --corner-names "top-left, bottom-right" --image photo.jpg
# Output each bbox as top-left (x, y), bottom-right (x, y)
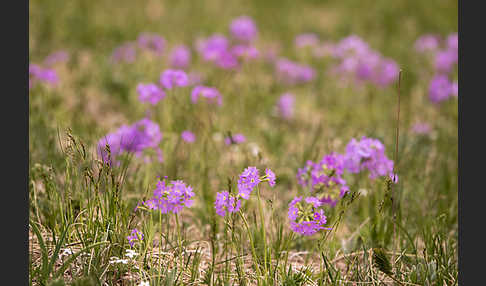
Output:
top-left (434, 49), bottom-right (457, 74)
top-left (297, 153), bottom-right (349, 206)
top-left (137, 33), bottom-right (166, 55)
top-left (231, 44), bottom-right (260, 60)
top-left (169, 45), bottom-right (191, 69)
top-left (288, 196), bottom-right (331, 236)
top-left (137, 83), bottom-right (166, 105)
top-left (191, 85), bottom-right (222, 105)
top-left (275, 58), bottom-right (316, 85)
top-left (181, 130), bottom-right (196, 143)
top-left (97, 118), bottom-right (163, 165)
top-left (429, 74), bottom-right (454, 103)
top-left (214, 191), bottom-right (242, 217)
top-left (237, 167), bottom-right (260, 200)
top-left (265, 168), bottom-right (276, 187)
top-left (414, 34), bottom-right (440, 53)
top-left (224, 133), bottom-right (246, 145)
top-left (343, 136), bottom-right (394, 179)
top-left (143, 179), bottom-right (195, 213)
top-left (160, 69), bottom-right (189, 89)
top-left (29, 64), bottom-right (59, 88)
top-left (230, 16), bottom-right (258, 43)
top-left (127, 229), bottom-right (144, 247)
top-left (277, 93), bottom-right (295, 119)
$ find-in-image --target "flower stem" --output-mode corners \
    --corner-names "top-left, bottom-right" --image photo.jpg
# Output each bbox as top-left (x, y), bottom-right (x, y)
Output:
top-left (238, 210), bottom-right (262, 283)
top-left (257, 187), bottom-right (269, 280)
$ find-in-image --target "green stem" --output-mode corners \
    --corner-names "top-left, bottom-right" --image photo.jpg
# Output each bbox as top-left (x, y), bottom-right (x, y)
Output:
top-left (175, 213), bottom-right (183, 275)
top-left (257, 187), bottom-right (268, 280)
top-left (238, 210), bottom-right (262, 283)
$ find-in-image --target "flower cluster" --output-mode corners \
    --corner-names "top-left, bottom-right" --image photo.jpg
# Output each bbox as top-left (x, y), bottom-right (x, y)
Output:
top-left (230, 16), bottom-right (258, 43)
top-left (330, 35), bottom-right (399, 87)
top-left (127, 229), bottom-right (144, 247)
top-left (415, 32), bottom-right (458, 103)
top-left (29, 63), bottom-right (59, 89)
top-left (276, 92), bottom-right (295, 119)
top-left (196, 16), bottom-right (259, 70)
top-left (214, 167), bottom-right (275, 217)
top-left (169, 45), bottom-right (191, 69)
top-left (181, 130), bottom-right (196, 143)
top-left (143, 179), bottom-right (195, 213)
top-left (136, 69), bottom-right (189, 105)
top-left (160, 69), bottom-right (189, 89)
top-left (275, 58), bottom-right (316, 85)
top-left (191, 85), bottom-right (222, 105)
top-left (137, 33), bottom-right (166, 56)
top-left (137, 83), bottom-right (166, 105)
top-left (214, 191), bottom-right (242, 217)
top-left (288, 196), bottom-right (331, 236)
top-left (428, 74), bottom-right (457, 103)
top-left (297, 153), bottom-right (349, 206)
top-left (414, 34), bottom-right (440, 53)
top-left (237, 166), bottom-right (276, 199)
top-left (97, 118), bottom-right (163, 165)
top-left (342, 136), bottom-right (394, 179)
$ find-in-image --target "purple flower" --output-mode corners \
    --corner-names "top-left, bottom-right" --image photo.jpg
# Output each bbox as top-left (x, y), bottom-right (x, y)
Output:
top-left (191, 85), bottom-right (222, 105)
top-left (138, 33), bottom-right (166, 55)
top-left (371, 58), bottom-right (399, 87)
top-left (127, 229), bottom-right (144, 247)
top-left (446, 33), bottom-right (458, 52)
top-left (169, 45), bottom-right (191, 69)
top-left (237, 167), bottom-right (260, 200)
top-left (160, 69), bottom-right (189, 89)
top-left (429, 74), bottom-right (454, 103)
top-left (275, 58), bottom-right (316, 85)
top-left (143, 179), bottom-right (195, 213)
top-left (343, 136), bottom-right (394, 179)
top-left (97, 118), bottom-right (163, 165)
top-left (230, 16), bottom-right (258, 43)
top-left (333, 35), bottom-right (370, 59)
top-left (414, 34), bottom-right (440, 53)
top-left (137, 83), bottom-right (166, 105)
top-left (295, 33), bottom-right (319, 49)
top-left (111, 42), bottom-right (137, 63)
top-left (434, 49), bottom-right (457, 74)
top-left (277, 93), bottom-right (295, 119)
top-left (214, 191), bottom-right (242, 217)
top-left (181, 130), bottom-right (196, 143)
top-left (29, 64), bottom-right (59, 88)
top-left (224, 133), bottom-right (246, 145)
top-left (265, 168), bottom-right (276, 187)
top-left (196, 34), bottom-right (229, 62)
top-left (288, 196), bottom-right (331, 236)
top-left (43, 50), bottom-right (69, 67)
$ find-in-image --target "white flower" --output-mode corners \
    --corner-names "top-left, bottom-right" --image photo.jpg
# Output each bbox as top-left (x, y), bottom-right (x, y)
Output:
top-left (138, 281), bottom-right (150, 286)
top-left (61, 248), bottom-right (73, 256)
top-left (125, 249), bottom-right (138, 259)
top-left (109, 257), bottom-right (129, 264)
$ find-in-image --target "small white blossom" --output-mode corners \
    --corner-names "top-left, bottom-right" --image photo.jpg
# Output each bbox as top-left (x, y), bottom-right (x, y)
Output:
top-left (125, 249), bottom-right (138, 259)
top-left (138, 281), bottom-right (150, 286)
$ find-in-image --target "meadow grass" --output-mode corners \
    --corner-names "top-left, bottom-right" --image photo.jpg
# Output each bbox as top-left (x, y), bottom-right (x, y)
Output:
top-left (29, 0), bottom-right (457, 285)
